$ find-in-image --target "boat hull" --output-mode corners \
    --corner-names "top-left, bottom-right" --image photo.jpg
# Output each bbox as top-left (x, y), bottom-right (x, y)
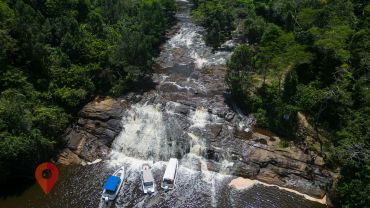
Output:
top-left (101, 167), bottom-right (125, 202)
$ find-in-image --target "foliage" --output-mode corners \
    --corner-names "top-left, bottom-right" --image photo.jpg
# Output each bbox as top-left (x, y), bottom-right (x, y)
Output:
top-left (278, 139), bottom-right (289, 148)
top-left (192, 0), bottom-right (254, 48)
top-left (0, 0), bottom-right (175, 183)
top-left (194, 0), bottom-right (370, 207)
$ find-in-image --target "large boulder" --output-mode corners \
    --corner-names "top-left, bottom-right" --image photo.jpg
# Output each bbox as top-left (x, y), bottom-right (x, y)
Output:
top-left (62, 97), bottom-right (125, 162)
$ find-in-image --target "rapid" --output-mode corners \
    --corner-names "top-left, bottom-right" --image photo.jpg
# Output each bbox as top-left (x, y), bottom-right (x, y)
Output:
top-left (0, 1), bottom-right (327, 207)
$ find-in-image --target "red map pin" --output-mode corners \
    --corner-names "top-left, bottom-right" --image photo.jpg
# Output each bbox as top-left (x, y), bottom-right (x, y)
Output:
top-left (35, 162), bottom-right (59, 194)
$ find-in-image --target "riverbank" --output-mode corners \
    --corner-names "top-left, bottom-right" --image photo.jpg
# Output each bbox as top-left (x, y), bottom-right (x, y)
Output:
top-left (229, 177), bottom-right (330, 205)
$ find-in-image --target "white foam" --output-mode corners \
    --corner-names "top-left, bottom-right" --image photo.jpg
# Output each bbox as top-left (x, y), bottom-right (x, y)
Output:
top-left (168, 27), bottom-right (199, 49)
top-left (190, 107), bottom-right (209, 128)
top-left (191, 51), bottom-right (208, 69)
top-left (162, 81), bottom-right (192, 90)
top-left (110, 104), bottom-right (168, 161)
top-left (187, 133), bottom-right (203, 155)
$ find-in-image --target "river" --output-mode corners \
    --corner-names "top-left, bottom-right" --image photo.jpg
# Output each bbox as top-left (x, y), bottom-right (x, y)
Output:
top-left (0, 1), bottom-right (327, 207)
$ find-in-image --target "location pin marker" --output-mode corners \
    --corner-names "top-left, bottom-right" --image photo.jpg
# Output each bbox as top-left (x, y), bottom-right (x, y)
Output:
top-left (35, 162), bottom-right (59, 194)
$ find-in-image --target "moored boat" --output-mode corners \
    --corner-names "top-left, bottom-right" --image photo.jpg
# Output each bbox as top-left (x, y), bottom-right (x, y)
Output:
top-left (141, 163), bottom-right (155, 194)
top-left (101, 166), bottom-right (125, 203)
top-left (161, 158), bottom-right (178, 190)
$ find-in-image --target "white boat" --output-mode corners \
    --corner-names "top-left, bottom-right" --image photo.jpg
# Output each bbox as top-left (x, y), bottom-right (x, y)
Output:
top-left (101, 166), bottom-right (125, 203)
top-left (161, 158), bottom-right (179, 190)
top-left (141, 163), bottom-right (155, 194)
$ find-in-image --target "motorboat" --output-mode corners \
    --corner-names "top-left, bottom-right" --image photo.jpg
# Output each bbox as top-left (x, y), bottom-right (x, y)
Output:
top-left (101, 166), bottom-right (125, 203)
top-left (161, 158), bottom-right (178, 190)
top-left (141, 163), bottom-right (155, 194)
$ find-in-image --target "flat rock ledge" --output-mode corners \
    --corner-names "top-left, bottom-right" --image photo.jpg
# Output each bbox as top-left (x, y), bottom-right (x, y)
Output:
top-left (205, 131), bottom-right (337, 199)
top-left (59, 97), bottom-right (126, 163)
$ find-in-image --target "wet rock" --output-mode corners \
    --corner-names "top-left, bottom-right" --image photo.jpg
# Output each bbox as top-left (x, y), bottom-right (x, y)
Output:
top-left (233, 161), bottom-right (260, 178)
top-left (57, 149), bottom-right (83, 165)
top-left (94, 128), bottom-right (117, 144)
top-left (210, 137), bottom-right (337, 198)
top-left (65, 128), bottom-right (84, 150)
top-left (225, 112), bottom-right (235, 121)
top-left (203, 148), bottom-right (222, 161)
top-left (174, 103), bottom-right (190, 115)
top-left (284, 174), bottom-right (325, 197)
top-left (234, 128), bottom-right (252, 140)
top-left (62, 97), bottom-right (124, 161)
top-left (256, 168), bottom-right (284, 186)
top-left (256, 138), bottom-right (268, 145)
top-left (208, 124), bottom-right (223, 138)
top-left (106, 119), bottom-right (123, 133)
top-left (252, 132), bottom-right (270, 141)
top-left (133, 95), bottom-right (142, 103)
top-left (211, 108), bottom-right (226, 118)
top-left (79, 98), bottom-right (123, 121)
top-left (79, 139), bottom-right (110, 162)
top-left (202, 126), bottom-right (336, 198)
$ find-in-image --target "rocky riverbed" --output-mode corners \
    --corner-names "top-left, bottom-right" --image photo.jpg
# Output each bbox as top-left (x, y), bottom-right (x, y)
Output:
top-left (58, 0), bottom-right (336, 206)
top-left (60, 94), bottom-right (336, 199)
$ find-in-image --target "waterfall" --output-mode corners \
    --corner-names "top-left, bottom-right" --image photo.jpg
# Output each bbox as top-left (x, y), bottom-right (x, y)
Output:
top-left (110, 104), bottom-right (166, 161)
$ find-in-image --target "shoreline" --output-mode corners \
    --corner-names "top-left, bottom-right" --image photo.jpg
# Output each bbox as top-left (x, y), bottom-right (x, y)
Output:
top-left (229, 177), bottom-right (328, 205)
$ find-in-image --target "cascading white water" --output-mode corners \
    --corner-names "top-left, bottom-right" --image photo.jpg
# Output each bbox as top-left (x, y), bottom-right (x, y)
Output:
top-left (102, 0), bottom-right (257, 207)
top-left (110, 104), bottom-right (167, 161)
top-left (190, 107), bottom-right (209, 128)
top-left (105, 98), bottom-right (237, 207)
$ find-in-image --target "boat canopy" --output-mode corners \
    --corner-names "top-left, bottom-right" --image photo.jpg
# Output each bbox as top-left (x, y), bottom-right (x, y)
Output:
top-left (104, 176), bottom-right (121, 191)
top-left (143, 169), bottom-right (154, 183)
top-left (163, 158), bottom-right (178, 180)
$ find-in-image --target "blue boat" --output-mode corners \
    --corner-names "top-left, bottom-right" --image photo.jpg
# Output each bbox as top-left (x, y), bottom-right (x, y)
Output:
top-left (101, 166), bottom-right (125, 202)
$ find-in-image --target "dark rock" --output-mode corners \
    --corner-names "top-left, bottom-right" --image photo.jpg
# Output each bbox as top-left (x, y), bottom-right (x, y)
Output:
top-left (208, 124), bottom-right (223, 138)
top-left (94, 128), bottom-right (117, 144)
top-left (233, 160), bottom-right (260, 178)
top-left (283, 174), bottom-right (325, 197)
top-left (106, 119), bottom-right (123, 133)
top-left (62, 97), bottom-right (125, 161)
top-left (174, 103), bottom-right (190, 115)
top-left (234, 128), bottom-right (252, 140)
top-left (77, 118), bottom-right (87, 126)
top-left (203, 148), bottom-right (221, 161)
top-left (133, 95), bottom-right (142, 103)
top-left (225, 112), bottom-right (235, 121)
top-left (257, 138), bottom-right (268, 145)
top-left (65, 129), bottom-right (83, 150)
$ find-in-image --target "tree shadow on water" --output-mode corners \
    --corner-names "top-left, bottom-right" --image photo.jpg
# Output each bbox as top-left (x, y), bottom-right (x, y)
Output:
top-left (0, 178), bottom-right (35, 199)
top-left (222, 91), bottom-right (247, 115)
top-left (129, 75), bottom-right (158, 94)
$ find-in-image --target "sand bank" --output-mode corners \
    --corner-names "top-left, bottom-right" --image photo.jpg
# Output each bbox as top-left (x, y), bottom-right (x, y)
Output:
top-left (229, 177), bottom-right (328, 205)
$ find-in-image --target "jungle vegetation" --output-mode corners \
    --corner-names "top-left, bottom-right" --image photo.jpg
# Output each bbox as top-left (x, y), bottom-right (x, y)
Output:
top-left (0, 0), bottom-right (175, 184)
top-left (193, 0), bottom-right (369, 207)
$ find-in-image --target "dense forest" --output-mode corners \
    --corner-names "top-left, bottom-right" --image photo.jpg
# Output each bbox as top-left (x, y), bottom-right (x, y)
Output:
top-left (0, 0), bottom-right (175, 184)
top-left (193, 0), bottom-right (369, 207)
